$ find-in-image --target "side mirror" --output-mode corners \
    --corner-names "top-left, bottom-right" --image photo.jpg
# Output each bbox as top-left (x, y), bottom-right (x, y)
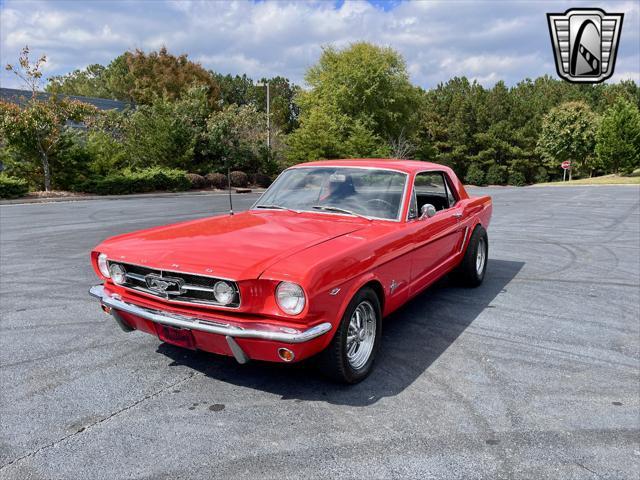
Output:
top-left (420, 204), bottom-right (437, 220)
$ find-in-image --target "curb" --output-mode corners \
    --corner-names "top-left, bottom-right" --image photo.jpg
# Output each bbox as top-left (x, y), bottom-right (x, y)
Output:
top-left (0, 189), bottom-right (266, 206)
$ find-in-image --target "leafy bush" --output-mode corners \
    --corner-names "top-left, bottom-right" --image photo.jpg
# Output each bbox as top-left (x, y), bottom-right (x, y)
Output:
top-left (251, 173), bottom-right (272, 188)
top-left (229, 171), bottom-right (248, 187)
top-left (49, 134), bottom-right (93, 191)
top-left (77, 167), bottom-right (189, 195)
top-left (0, 174), bottom-right (29, 198)
top-left (86, 130), bottom-right (128, 177)
top-left (185, 173), bottom-right (207, 189)
top-left (206, 172), bottom-right (227, 189)
top-left (465, 164), bottom-right (485, 186)
top-left (486, 164), bottom-right (507, 185)
top-left (533, 167), bottom-right (548, 183)
top-left (508, 170), bottom-right (527, 186)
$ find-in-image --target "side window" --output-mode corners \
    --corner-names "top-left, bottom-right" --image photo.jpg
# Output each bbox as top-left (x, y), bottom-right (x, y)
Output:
top-left (408, 188), bottom-right (418, 219)
top-left (444, 175), bottom-right (457, 206)
top-left (413, 172), bottom-right (451, 213)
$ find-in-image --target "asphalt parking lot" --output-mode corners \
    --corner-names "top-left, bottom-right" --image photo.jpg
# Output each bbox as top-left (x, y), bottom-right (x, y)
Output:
top-left (1, 185), bottom-right (639, 479)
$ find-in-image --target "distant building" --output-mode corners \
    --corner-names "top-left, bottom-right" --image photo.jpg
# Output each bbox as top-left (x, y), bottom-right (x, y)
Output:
top-left (0, 88), bottom-right (132, 112)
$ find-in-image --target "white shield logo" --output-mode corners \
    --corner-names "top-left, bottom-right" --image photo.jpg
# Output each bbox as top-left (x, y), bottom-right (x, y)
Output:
top-left (547, 8), bottom-right (624, 83)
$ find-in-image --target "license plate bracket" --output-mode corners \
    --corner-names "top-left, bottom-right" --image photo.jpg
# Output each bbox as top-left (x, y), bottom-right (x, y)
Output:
top-left (156, 324), bottom-right (196, 350)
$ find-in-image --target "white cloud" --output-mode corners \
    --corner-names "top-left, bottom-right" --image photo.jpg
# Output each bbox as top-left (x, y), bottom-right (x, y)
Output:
top-left (610, 71), bottom-right (640, 83)
top-left (0, 0), bottom-right (638, 91)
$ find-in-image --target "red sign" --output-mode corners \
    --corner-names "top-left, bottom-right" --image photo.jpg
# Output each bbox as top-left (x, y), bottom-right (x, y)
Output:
top-left (561, 161), bottom-right (571, 170)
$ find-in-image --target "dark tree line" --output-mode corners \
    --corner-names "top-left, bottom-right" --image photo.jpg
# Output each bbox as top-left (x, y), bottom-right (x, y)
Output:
top-left (2, 43), bottom-right (638, 195)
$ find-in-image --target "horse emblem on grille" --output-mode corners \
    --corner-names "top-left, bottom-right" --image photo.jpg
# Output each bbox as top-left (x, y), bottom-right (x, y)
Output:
top-left (145, 273), bottom-right (185, 296)
top-left (547, 8), bottom-right (623, 83)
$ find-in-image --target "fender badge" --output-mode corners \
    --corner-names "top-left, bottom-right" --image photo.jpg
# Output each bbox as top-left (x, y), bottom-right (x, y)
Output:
top-left (329, 288), bottom-right (341, 296)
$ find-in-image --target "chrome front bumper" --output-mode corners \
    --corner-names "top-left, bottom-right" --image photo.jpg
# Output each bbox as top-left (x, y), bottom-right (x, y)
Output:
top-left (89, 285), bottom-right (332, 362)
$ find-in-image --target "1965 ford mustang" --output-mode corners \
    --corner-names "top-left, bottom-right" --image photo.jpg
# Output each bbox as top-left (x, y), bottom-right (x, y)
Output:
top-left (89, 159), bottom-right (492, 383)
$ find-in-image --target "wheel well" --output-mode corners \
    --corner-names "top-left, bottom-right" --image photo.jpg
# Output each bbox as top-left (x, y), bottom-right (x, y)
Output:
top-left (363, 280), bottom-right (385, 313)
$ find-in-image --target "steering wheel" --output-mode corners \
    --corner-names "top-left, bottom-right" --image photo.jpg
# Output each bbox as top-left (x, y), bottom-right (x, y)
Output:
top-left (366, 198), bottom-right (394, 210)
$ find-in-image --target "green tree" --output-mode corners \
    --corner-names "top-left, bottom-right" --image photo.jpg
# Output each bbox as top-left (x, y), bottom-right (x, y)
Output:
top-left (85, 85), bottom-right (217, 174)
top-left (213, 73), bottom-right (256, 106)
top-left (595, 98), bottom-right (640, 174)
top-left (536, 101), bottom-right (599, 177)
top-left (303, 43), bottom-right (419, 139)
top-left (255, 76), bottom-right (301, 134)
top-left (46, 64), bottom-right (111, 98)
top-left (120, 98), bottom-right (199, 171)
top-left (1, 47), bottom-right (97, 191)
top-left (287, 42), bottom-right (420, 163)
top-left (0, 99), bottom-right (97, 191)
top-left (343, 120), bottom-right (390, 158)
top-left (205, 104), bottom-right (269, 173)
top-left (48, 47), bottom-right (221, 106)
top-left (214, 74), bottom-right (300, 133)
top-left (285, 105), bottom-right (346, 163)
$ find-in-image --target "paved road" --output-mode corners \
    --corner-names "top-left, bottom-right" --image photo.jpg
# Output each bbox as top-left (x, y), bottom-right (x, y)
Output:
top-left (1, 186), bottom-right (638, 479)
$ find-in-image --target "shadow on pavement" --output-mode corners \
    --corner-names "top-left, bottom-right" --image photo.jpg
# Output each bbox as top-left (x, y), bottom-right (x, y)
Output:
top-left (157, 259), bottom-right (524, 406)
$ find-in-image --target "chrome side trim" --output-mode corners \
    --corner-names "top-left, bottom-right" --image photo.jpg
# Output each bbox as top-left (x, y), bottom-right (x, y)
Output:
top-left (89, 285), bottom-right (332, 344)
top-left (459, 226), bottom-right (470, 253)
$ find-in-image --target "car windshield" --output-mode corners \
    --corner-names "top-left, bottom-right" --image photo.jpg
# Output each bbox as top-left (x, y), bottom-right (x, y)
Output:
top-left (254, 167), bottom-right (407, 220)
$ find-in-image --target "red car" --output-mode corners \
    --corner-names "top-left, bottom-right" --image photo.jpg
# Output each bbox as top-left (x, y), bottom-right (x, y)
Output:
top-left (89, 159), bottom-right (492, 383)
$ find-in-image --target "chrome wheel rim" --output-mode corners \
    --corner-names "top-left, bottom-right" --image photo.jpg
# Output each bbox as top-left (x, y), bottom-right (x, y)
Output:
top-left (476, 238), bottom-right (486, 275)
top-left (346, 300), bottom-right (377, 370)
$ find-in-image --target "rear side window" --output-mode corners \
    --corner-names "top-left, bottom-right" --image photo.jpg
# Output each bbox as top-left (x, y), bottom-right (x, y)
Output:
top-left (415, 172), bottom-right (446, 196)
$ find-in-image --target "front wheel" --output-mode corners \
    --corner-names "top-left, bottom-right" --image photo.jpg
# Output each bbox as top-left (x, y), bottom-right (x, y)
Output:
top-left (455, 225), bottom-right (488, 287)
top-left (317, 287), bottom-right (381, 384)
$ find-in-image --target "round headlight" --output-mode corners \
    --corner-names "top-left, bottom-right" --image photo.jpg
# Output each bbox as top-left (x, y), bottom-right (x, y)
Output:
top-left (213, 281), bottom-right (235, 305)
top-left (275, 282), bottom-right (305, 315)
top-left (109, 263), bottom-right (127, 285)
top-left (98, 253), bottom-right (110, 278)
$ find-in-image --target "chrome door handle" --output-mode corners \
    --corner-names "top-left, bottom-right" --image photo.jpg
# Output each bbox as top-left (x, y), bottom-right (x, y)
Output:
top-left (453, 212), bottom-right (463, 218)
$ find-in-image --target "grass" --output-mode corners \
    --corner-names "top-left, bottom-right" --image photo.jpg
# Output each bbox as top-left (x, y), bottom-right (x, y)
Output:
top-left (536, 172), bottom-right (640, 186)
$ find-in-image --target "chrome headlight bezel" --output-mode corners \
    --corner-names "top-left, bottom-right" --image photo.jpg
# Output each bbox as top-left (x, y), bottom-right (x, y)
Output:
top-left (275, 281), bottom-right (306, 315)
top-left (97, 253), bottom-right (110, 278)
top-left (213, 280), bottom-right (236, 305)
top-left (109, 263), bottom-right (127, 285)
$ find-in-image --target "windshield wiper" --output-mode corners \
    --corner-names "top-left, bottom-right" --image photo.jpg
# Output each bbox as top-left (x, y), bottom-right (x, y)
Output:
top-left (254, 204), bottom-right (299, 213)
top-left (311, 205), bottom-right (372, 221)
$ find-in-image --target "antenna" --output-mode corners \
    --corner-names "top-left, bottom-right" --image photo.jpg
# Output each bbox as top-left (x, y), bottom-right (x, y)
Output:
top-left (226, 157), bottom-right (233, 216)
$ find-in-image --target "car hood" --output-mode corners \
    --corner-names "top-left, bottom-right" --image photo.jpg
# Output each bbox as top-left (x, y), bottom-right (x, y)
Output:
top-left (96, 210), bottom-right (367, 280)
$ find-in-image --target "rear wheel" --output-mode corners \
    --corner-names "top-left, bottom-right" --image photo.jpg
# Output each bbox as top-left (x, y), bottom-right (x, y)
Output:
top-left (317, 287), bottom-right (381, 384)
top-left (455, 225), bottom-right (488, 287)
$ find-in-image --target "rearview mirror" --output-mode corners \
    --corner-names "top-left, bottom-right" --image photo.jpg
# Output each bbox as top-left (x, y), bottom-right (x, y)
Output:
top-left (420, 204), bottom-right (437, 220)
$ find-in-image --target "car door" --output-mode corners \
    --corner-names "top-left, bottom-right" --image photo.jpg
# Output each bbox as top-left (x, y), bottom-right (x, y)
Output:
top-left (408, 171), bottom-right (465, 296)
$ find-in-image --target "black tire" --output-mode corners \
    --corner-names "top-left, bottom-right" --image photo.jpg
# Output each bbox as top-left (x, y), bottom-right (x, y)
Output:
top-left (316, 287), bottom-right (382, 384)
top-left (455, 225), bottom-right (488, 287)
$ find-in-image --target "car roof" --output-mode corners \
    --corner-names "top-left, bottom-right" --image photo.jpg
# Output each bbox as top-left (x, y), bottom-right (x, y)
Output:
top-left (292, 158), bottom-right (447, 174)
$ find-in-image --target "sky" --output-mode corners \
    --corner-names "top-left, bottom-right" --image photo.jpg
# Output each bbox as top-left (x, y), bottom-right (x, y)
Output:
top-left (1, 0), bottom-right (638, 91)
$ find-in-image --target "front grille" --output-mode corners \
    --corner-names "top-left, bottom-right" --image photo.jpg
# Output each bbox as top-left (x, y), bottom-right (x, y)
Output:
top-left (108, 262), bottom-right (240, 308)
